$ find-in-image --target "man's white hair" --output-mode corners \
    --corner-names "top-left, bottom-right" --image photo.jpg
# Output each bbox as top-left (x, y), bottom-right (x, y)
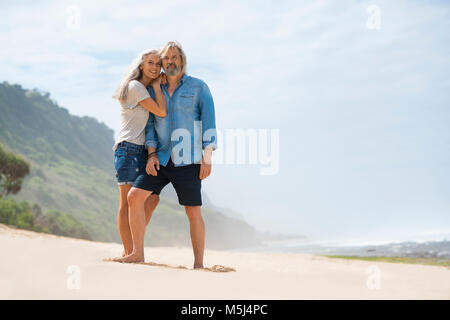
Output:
top-left (159, 40), bottom-right (187, 75)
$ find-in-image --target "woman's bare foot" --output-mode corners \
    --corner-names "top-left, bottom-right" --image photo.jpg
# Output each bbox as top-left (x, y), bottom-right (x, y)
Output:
top-left (193, 263), bottom-right (204, 269)
top-left (112, 252), bottom-right (144, 263)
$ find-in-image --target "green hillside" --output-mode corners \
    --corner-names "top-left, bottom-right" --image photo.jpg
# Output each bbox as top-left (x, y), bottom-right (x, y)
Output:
top-left (0, 81), bottom-right (266, 249)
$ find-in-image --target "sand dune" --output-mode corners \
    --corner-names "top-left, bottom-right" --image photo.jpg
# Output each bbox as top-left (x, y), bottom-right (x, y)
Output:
top-left (0, 223), bottom-right (449, 299)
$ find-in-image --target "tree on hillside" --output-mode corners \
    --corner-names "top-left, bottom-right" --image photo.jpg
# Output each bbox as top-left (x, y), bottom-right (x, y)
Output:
top-left (0, 144), bottom-right (30, 198)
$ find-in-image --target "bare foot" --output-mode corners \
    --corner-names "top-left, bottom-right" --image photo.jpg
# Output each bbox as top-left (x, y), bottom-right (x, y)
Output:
top-left (193, 263), bottom-right (204, 269)
top-left (112, 252), bottom-right (144, 263)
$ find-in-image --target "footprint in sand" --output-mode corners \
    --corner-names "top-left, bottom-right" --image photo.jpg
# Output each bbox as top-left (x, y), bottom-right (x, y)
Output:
top-left (103, 258), bottom-right (236, 272)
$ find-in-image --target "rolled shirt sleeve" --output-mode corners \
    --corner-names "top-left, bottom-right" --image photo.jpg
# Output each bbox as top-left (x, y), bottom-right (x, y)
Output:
top-left (144, 112), bottom-right (158, 149)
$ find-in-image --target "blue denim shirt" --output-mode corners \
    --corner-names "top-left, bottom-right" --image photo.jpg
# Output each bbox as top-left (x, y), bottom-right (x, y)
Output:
top-left (145, 74), bottom-right (217, 167)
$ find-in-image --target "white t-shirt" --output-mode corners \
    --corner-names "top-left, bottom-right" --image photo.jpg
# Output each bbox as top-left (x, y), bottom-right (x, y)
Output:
top-left (113, 80), bottom-right (150, 151)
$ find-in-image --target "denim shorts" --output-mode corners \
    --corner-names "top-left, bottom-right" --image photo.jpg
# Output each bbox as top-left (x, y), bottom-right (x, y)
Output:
top-left (114, 141), bottom-right (147, 185)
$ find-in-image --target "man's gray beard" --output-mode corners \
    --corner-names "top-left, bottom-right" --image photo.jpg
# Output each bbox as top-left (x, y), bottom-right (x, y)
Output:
top-left (165, 66), bottom-right (181, 76)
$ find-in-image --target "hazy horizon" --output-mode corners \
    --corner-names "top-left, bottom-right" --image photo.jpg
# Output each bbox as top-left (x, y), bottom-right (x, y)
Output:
top-left (1, 0), bottom-right (449, 243)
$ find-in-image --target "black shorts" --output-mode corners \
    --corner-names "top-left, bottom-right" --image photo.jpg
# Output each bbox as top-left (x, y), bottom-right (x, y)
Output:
top-left (132, 157), bottom-right (202, 206)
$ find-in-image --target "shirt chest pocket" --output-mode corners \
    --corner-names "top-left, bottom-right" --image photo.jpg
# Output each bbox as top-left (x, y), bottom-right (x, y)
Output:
top-left (179, 94), bottom-right (195, 109)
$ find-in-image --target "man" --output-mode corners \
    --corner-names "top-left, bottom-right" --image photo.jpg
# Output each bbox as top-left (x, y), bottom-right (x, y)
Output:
top-left (114, 41), bottom-right (217, 269)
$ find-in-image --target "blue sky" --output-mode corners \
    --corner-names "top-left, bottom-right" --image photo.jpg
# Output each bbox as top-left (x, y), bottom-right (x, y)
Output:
top-left (1, 0), bottom-right (449, 242)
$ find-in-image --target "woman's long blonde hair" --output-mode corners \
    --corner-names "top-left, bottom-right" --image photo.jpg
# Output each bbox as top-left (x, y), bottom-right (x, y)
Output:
top-left (113, 49), bottom-right (159, 102)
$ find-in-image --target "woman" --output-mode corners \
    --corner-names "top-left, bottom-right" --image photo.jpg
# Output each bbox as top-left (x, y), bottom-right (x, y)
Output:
top-left (112, 49), bottom-right (166, 256)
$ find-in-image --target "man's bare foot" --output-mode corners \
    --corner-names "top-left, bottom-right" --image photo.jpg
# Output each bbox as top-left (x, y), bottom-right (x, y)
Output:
top-left (112, 252), bottom-right (144, 263)
top-left (193, 263), bottom-right (204, 269)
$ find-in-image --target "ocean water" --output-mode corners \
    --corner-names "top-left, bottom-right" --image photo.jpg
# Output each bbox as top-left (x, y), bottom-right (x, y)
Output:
top-left (231, 233), bottom-right (450, 259)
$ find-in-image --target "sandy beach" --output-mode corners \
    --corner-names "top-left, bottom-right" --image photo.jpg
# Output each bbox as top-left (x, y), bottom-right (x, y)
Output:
top-left (0, 223), bottom-right (449, 300)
